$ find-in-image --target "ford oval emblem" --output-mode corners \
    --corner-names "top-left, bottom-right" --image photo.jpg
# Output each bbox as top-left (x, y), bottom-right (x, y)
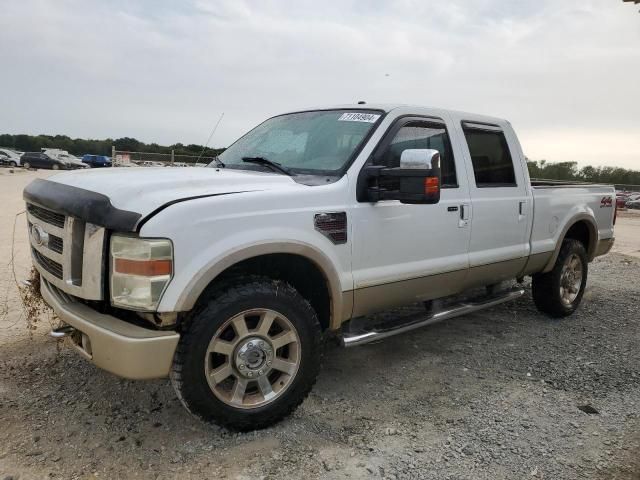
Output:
top-left (31, 224), bottom-right (49, 247)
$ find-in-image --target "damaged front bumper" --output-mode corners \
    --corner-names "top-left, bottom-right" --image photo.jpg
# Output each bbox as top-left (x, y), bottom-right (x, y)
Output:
top-left (41, 277), bottom-right (180, 380)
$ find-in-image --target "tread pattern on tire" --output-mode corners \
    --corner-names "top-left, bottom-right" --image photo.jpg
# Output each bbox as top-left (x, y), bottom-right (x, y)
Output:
top-left (170, 275), bottom-right (322, 431)
top-left (532, 239), bottom-right (588, 318)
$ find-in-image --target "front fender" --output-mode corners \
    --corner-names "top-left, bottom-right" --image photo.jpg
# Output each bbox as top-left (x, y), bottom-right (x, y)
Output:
top-left (168, 238), bottom-right (349, 327)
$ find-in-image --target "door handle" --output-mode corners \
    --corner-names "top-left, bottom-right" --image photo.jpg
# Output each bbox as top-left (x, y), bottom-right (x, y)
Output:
top-left (460, 204), bottom-right (470, 220)
top-left (518, 201), bottom-right (527, 222)
top-left (459, 203), bottom-right (470, 227)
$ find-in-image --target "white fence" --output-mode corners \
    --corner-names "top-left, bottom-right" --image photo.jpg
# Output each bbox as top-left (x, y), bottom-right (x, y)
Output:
top-left (112, 149), bottom-right (217, 167)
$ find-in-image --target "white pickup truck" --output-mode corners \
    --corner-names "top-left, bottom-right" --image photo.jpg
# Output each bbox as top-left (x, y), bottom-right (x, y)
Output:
top-left (24, 105), bottom-right (615, 430)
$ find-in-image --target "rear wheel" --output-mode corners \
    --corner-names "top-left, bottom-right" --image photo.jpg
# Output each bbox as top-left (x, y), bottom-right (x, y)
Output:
top-left (532, 239), bottom-right (588, 318)
top-left (52, 164), bottom-right (60, 170)
top-left (171, 277), bottom-right (322, 431)
top-left (23, 161), bottom-right (31, 169)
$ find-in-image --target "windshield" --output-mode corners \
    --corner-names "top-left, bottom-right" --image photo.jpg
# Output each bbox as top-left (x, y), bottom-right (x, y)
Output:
top-left (213, 109), bottom-right (383, 175)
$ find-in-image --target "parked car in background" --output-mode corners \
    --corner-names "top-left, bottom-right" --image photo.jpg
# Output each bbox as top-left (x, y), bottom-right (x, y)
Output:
top-left (20, 152), bottom-right (68, 170)
top-left (139, 161), bottom-right (165, 167)
top-left (0, 148), bottom-right (23, 167)
top-left (0, 152), bottom-right (11, 166)
top-left (41, 149), bottom-right (88, 169)
top-left (616, 194), bottom-right (629, 208)
top-left (625, 195), bottom-right (640, 209)
top-left (82, 154), bottom-right (112, 168)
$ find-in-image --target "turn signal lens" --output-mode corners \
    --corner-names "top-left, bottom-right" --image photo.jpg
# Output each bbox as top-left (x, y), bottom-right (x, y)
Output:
top-left (114, 258), bottom-right (172, 276)
top-left (424, 176), bottom-right (439, 195)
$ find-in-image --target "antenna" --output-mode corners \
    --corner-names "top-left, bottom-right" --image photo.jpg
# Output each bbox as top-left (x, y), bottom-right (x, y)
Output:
top-left (197, 112), bottom-right (225, 162)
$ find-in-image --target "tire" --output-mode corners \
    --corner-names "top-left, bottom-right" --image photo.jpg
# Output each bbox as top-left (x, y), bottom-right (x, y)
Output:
top-left (171, 276), bottom-right (322, 431)
top-left (9, 161), bottom-right (16, 167)
top-left (532, 239), bottom-right (588, 318)
top-left (23, 162), bottom-right (31, 169)
top-left (52, 164), bottom-right (59, 170)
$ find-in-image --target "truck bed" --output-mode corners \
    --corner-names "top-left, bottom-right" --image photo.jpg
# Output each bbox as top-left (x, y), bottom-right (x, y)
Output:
top-left (529, 181), bottom-right (616, 260)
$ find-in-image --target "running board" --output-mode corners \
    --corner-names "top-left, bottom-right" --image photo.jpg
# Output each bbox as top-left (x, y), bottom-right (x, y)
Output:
top-left (341, 287), bottom-right (525, 348)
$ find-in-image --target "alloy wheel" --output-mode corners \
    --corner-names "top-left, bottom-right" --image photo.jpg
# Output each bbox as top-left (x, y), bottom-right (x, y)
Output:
top-left (204, 308), bottom-right (301, 409)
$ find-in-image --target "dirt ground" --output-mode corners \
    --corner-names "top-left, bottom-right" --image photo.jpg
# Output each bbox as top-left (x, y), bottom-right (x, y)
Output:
top-left (0, 169), bottom-right (639, 480)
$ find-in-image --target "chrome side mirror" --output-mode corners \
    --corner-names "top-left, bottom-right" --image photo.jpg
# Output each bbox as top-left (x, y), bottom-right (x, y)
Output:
top-left (364, 149), bottom-right (442, 205)
top-left (400, 149), bottom-right (440, 170)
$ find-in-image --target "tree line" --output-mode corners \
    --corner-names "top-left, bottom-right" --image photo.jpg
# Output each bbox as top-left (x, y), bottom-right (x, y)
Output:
top-left (1, 133), bottom-right (638, 185)
top-left (526, 159), bottom-right (640, 186)
top-left (0, 133), bottom-right (224, 158)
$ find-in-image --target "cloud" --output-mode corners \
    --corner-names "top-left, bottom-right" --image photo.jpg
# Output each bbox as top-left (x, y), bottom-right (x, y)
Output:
top-left (0, 0), bottom-right (638, 168)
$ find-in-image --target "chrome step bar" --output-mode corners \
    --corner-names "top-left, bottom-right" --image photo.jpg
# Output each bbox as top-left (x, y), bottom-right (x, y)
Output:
top-left (341, 287), bottom-right (525, 348)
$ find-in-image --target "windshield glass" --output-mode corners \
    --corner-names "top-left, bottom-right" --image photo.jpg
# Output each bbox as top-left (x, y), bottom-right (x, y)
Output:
top-left (213, 109), bottom-right (382, 175)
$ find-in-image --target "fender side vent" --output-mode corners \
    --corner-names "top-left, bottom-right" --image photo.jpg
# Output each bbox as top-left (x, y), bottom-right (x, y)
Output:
top-left (314, 212), bottom-right (347, 245)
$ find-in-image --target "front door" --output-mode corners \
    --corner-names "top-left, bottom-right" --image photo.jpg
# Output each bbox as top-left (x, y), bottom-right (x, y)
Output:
top-left (350, 116), bottom-right (472, 317)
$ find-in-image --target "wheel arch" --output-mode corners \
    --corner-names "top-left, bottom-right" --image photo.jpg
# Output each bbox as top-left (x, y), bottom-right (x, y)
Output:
top-left (174, 242), bottom-right (350, 331)
top-left (542, 215), bottom-right (598, 273)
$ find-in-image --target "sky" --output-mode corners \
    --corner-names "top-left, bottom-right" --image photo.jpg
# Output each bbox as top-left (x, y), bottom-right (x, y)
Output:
top-left (1, 0), bottom-right (639, 169)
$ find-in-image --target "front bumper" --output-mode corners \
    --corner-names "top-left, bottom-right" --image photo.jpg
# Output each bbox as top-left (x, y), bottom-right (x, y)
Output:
top-left (41, 277), bottom-right (180, 380)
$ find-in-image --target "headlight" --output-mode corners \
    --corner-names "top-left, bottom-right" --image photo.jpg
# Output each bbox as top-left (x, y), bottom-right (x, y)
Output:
top-left (110, 235), bottom-right (173, 310)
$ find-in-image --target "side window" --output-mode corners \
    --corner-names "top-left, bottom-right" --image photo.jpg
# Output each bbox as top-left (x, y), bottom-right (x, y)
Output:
top-left (377, 121), bottom-right (457, 188)
top-left (462, 125), bottom-right (516, 187)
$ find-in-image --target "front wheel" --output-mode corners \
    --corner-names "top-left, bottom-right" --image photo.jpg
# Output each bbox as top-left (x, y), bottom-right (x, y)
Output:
top-left (9, 161), bottom-right (17, 167)
top-left (23, 161), bottom-right (31, 169)
top-left (171, 277), bottom-right (322, 431)
top-left (52, 164), bottom-right (60, 170)
top-left (532, 239), bottom-right (588, 318)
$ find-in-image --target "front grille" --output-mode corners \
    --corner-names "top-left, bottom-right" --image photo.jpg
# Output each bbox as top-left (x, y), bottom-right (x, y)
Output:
top-left (48, 234), bottom-right (63, 253)
top-left (28, 220), bottom-right (64, 254)
top-left (27, 203), bottom-right (65, 228)
top-left (26, 202), bottom-right (106, 300)
top-left (32, 248), bottom-right (63, 279)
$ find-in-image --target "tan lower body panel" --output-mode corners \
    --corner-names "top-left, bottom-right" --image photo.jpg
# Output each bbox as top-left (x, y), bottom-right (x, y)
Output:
top-left (41, 277), bottom-right (180, 380)
top-left (350, 257), bottom-right (531, 320)
top-left (352, 269), bottom-right (467, 318)
top-left (464, 257), bottom-right (528, 290)
top-left (594, 237), bottom-right (614, 257)
top-left (519, 252), bottom-right (553, 277)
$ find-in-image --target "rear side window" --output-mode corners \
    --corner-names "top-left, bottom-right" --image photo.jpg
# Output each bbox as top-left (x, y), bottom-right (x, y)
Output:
top-left (379, 121), bottom-right (458, 188)
top-left (462, 125), bottom-right (516, 187)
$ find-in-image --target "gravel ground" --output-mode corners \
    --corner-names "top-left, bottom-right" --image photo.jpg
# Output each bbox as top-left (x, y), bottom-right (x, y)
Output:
top-left (0, 169), bottom-right (639, 479)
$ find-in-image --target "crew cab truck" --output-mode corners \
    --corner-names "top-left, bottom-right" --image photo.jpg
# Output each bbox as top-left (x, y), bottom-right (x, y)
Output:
top-left (23, 105), bottom-right (615, 430)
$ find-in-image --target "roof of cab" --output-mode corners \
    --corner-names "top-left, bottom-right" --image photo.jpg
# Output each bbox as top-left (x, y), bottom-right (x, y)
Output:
top-left (287, 103), bottom-right (510, 127)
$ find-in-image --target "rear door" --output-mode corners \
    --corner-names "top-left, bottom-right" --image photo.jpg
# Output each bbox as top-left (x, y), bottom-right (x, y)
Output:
top-left (454, 121), bottom-right (532, 282)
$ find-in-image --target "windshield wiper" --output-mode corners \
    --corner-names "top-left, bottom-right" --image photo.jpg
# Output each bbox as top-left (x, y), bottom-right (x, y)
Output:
top-left (242, 156), bottom-right (294, 176)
